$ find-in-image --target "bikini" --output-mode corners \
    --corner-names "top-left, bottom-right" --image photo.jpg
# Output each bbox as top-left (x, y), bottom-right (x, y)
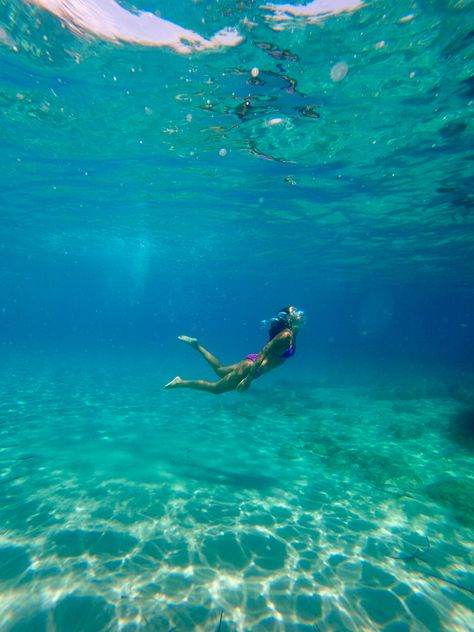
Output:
top-left (280, 343), bottom-right (295, 359)
top-left (245, 342), bottom-right (295, 377)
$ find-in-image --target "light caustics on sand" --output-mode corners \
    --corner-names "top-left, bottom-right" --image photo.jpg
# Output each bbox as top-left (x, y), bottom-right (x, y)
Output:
top-left (27, 0), bottom-right (243, 53)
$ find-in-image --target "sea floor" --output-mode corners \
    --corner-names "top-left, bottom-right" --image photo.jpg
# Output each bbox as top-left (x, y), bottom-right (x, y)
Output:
top-left (0, 353), bottom-right (473, 631)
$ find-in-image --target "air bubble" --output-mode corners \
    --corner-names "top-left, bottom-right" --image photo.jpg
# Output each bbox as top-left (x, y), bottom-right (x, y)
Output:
top-left (330, 62), bottom-right (349, 82)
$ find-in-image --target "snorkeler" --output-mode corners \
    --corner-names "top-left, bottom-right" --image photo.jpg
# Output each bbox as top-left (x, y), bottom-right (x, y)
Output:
top-left (164, 306), bottom-right (305, 394)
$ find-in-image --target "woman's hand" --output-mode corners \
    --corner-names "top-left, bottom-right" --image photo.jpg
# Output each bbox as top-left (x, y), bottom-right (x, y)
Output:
top-left (236, 376), bottom-right (252, 392)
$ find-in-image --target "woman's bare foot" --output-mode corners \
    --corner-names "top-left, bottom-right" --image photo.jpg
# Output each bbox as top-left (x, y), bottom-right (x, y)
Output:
top-left (164, 376), bottom-right (183, 389)
top-left (177, 335), bottom-right (199, 348)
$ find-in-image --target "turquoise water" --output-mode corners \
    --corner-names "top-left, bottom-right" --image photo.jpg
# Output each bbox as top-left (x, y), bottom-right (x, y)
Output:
top-left (1, 355), bottom-right (474, 630)
top-left (1, 0), bottom-right (473, 630)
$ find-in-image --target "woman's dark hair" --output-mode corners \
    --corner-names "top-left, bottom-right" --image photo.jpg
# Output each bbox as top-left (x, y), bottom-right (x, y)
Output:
top-left (268, 306), bottom-right (291, 340)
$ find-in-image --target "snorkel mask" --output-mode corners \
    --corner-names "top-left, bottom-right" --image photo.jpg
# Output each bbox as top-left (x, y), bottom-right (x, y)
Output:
top-left (288, 307), bottom-right (306, 327)
top-left (262, 307), bottom-right (306, 328)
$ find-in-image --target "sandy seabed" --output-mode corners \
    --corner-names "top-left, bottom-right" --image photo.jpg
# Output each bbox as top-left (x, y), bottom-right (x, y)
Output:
top-left (0, 357), bottom-right (473, 631)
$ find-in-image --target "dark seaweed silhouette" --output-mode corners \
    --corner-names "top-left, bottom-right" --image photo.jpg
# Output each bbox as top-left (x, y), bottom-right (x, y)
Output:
top-left (421, 572), bottom-right (474, 595)
top-left (387, 535), bottom-right (431, 561)
top-left (385, 535), bottom-right (474, 595)
top-left (216, 610), bottom-right (224, 631)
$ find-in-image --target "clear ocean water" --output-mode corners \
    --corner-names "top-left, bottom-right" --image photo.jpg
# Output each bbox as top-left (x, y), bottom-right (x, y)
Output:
top-left (1, 1), bottom-right (473, 630)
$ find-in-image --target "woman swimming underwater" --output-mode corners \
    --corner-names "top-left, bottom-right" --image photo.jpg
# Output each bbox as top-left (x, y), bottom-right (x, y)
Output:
top-left (164, 306), bottom-right (305, 394)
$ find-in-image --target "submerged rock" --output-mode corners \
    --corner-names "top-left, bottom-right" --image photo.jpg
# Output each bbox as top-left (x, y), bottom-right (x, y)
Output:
top-left (424, 477), bottom-right (474, 527)
top-left (448, 408), bottom-right (474, 450)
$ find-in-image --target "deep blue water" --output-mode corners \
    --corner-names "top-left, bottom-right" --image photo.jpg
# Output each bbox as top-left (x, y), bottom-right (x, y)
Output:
top-left (1, 246), bottom-right (473, 371)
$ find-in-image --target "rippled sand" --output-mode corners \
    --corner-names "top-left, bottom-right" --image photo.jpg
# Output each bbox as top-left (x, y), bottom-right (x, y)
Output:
top-left (0, 356), bottom-right (473, 631)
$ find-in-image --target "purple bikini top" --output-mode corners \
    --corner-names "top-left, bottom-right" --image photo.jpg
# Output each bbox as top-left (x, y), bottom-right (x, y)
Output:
top-left (281, 343), bottom-right (295, 359)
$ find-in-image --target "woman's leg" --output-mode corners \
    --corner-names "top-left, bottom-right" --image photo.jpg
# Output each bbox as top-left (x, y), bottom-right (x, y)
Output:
top-left (164, 361), bottom-right (251, 394)
top-left (178, 336), bottom-right (238, 377)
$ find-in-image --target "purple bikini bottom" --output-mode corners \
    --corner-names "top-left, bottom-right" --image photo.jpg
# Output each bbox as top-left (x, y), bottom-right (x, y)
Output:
top-left (245, 353), bottom-right (262, 378)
